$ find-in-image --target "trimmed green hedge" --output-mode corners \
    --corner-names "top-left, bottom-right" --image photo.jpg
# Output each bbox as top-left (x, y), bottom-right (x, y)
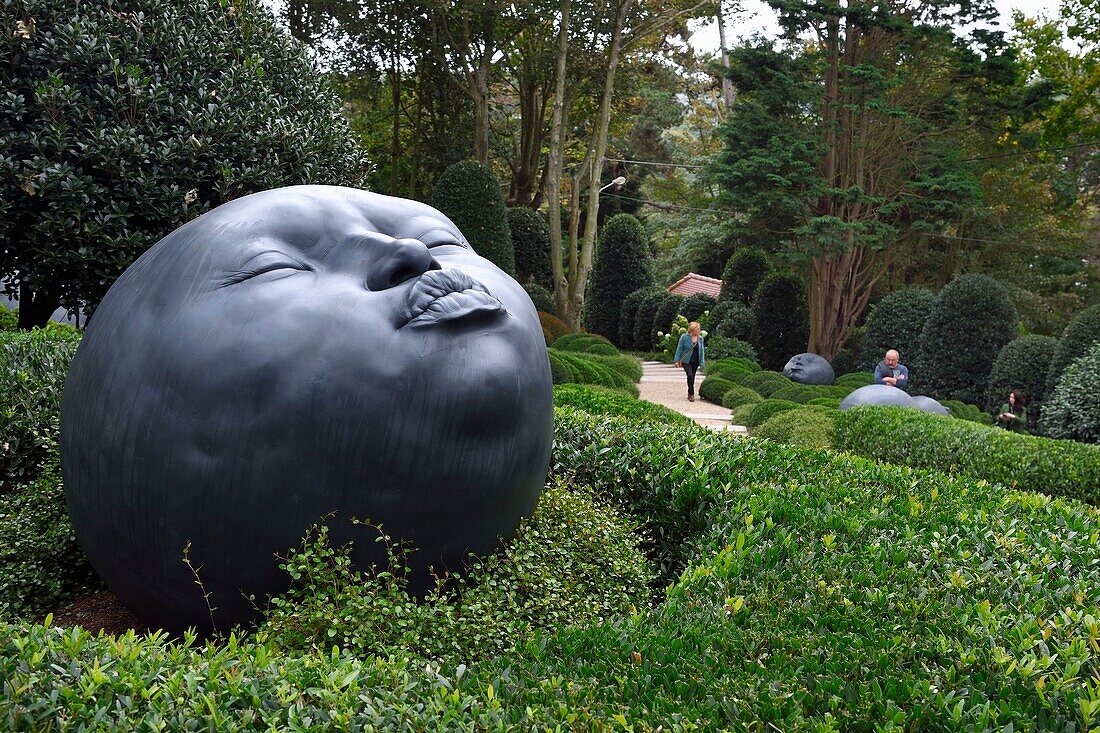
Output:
top-left (860, 288), bottom-right (936, 370)
top-left (433, 161), bottom-right (514, 275)
top-left (703, 335), bottom-right (757, 362)
top-left (508, 206), bottom-right (553, 290)
top-left (580, 353), bottom-right (643, 383)
top-left (986, 334), bottom-right (1057, 422)
top-left (1042, 341), bottom-right (1100, 443)
top-left (835, 405), bottom-right (1100, 504)
top-left (721, 385), bottom-right (763, 409)
top-left (1047, 303), bottom-right (1100, 399)
top-left (735, 370), bottom-right (792, 397)
top-left (0, 329), bottom-right (81, 490)
top-left (582, 213), bottom-right (653, 345)
top-left (553, 384), bottom-right (691, 426)
top-left (547, 350), bottom-right (639, 396)
top-left (743, 399), bottom-right (802, 428)
top-left (753, 406), bottom-right (836, 449)
top-left (835, 371), bottom-right (874, 388)
top-left (698, 375), bottom-right (737, 403)
top-left (550, 332), bottom-right (612, 351)
top-left (705, 357), bottom-right (761, 378)
top-left (719, 246), bottom-right (771, 306)
top-left (753, 271), bottom-right (808, 371)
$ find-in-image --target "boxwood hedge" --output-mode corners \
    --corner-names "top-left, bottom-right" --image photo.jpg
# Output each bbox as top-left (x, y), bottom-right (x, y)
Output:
top-left (698, 375), bottom-right (737, 403)
top-left (753, 405), bottom-right (836, 449)
top-left (721, 385), bottom-right (763, 409)
top-left (552, 384), bottom-right (692, 426)
top-left (743, 399), bottom-right (802, 428)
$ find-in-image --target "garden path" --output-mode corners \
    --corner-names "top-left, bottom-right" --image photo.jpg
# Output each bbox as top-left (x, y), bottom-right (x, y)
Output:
top-left (639, 362), bottom-right (749, 434)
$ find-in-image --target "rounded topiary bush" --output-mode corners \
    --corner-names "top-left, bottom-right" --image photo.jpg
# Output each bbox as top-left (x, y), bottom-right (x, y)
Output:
top-left (704, 336), bottom-right (757, 363)
top-left (1041, 341), bottom-right (1100, 443)
top-left (754, 407), bottom-right (835, 449)
top-left (721, 385), bottom-right (763, 409)
top-left (699, 376), bottom-right (738, 403)
top-left (743, 399), bottom-right (802, 428)
top-left (753, 272), bottom-right (808, 371)
top-left (705, 358), bottom-right (761, 379)
top-left (553, 384), bottom-right (692, 426)
top-left (919, 274), bottom-right (1018, 405)
top-left (523, 283), bottom-right (556, 316)
top-left (719, 247), bottom-right (772, 306)
top-left (539, 312), bottom-right (570, 345)
top-left (432, 161), bottom-right (514, 275)
top-left (548, 350), bottom-right (573, 383)
top-left (1, 0), bottom-right (369, 327)
top-left (860, 289), bottom-right (937, 371)
top-left (508, 207), bottom-right (553, 290)
top-left (653, 295), bottom-right (685, 343)
top-left (1047, 304), bottom-right (1100, 399)
top-left (552, 332), bottom-right (613, 352)
top-left (738, 370), bottom-right (793, 397)
top-left (633, 290), bottom-right (668, 351)
top-left (985, 334), bottom-right (1057, 419)
top-left (681, 293), bottom-right (716, 323)
top-left (582, 214), bottom-right (652, 345)
top-left (836, 372), bottom-right (874, 388)
top-left (711, 300), bottom-right (756, 344)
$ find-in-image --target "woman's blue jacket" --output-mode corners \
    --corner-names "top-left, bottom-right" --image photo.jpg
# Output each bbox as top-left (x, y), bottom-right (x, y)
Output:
top-left (673, 332), bottom-right (704, 366)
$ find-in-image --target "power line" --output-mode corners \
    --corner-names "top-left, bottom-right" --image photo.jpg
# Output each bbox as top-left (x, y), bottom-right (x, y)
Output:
top-left (601, 191), bottom-right (725, 214)
top-left (605, 157), bottom-right (707, 170)
top-left (960, 140), bottom-right (1100, 162)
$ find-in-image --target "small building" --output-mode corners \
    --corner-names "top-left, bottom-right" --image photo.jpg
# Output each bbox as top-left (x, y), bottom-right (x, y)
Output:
top-left (667, 272), bottom-right (722, 298)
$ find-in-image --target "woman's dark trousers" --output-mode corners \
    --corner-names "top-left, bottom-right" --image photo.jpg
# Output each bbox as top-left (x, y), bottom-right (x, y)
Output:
top-left (683, 362), bottom-right (699, 396)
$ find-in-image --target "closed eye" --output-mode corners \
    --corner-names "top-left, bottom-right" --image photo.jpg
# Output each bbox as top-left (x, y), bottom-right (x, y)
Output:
top-left (417, 228), bottom-right (468, 249)
top-left (219, 251), bottom-right (314, 287)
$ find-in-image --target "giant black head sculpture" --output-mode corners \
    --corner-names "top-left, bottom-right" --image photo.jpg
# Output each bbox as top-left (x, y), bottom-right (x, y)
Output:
top-left (61, 186), bottom-right (554, 632)
top-left (783, 352), bottom-right (835, 385)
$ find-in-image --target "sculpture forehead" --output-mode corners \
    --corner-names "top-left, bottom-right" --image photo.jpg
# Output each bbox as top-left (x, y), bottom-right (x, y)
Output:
top-left (184, 185), bottom-right (467, 252)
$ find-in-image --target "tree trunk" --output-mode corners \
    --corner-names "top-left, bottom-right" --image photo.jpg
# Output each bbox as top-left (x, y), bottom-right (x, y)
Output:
top-left (472, 64), bottom-right (491, 164)
top-left (16, 282), bottom-right (57, 330)
top-left (716, 0), bottom-right (734, 109)
top-left (547, 0), bottom-right (572, 325)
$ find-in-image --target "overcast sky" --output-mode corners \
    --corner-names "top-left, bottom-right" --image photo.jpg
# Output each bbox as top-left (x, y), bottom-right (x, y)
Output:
top-left (690, 0), bottom-right (1064, 55)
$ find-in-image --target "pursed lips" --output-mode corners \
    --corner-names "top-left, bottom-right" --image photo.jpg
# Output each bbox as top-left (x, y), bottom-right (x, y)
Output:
top-left (398, 268), bottom-right (505, 328)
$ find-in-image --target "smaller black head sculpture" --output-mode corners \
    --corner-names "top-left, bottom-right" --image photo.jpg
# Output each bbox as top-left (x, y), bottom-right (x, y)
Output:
top-left (783, 353), bottom-right (835, 385)
top-left (839, 384), bottom-right (916, 410)
top-left (911, 395), bottom-right (951, 416)
top-left (61, 186), bottom-right (554, 632)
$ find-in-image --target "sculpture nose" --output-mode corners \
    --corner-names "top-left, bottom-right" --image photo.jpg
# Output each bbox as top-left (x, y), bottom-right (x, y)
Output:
top-left (365, 237), bottom-right (437, 291)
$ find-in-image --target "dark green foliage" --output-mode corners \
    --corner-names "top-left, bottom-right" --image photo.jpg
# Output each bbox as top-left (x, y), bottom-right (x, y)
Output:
top-left (1047, 304), bottom-right (1100, 398)
top-left (743, 399), bottom-right (802, 428)
top-left (986, 334), bottom-right (1058, 420)
top-left (550, 332), bottom-right (613, 352)
top-left (507, 207), bottom-right (553, 289)
top-left (652, 294), bottom-right (685, 342)
top-left (522, 283), bottom-right (556, 316)
top-left (920, 274), bottom-right (1019, 404)
top-left (721, 385), bottom-right (763, 409)
top-left (704, 357), bottom-right (761, 379)
top-left (582, 214), bottom-right (653, 344)
top-left (836, 406), bottom-right (1100, 504)
top-left (618, 287), bottom-right (659, 350)
top-left (1041, 342), bottom-right (1100, 444)
top-left (752, 272), bottom-right (808, 371)
top-left (836, 372), bottom-right (874, 388)
top-left (432, 161), bottom-right (514, 275)
top-left (808, 396), bottom-right (842, 408)
top-left (0, 305), bottom-right (16, 331)
top-left (942, 400), bottom-right (993, 424)
top-left (259, 482), bottom-right (652, 663)
top-left (718, 247), bottom-right (772, 305)
top-left (548, 352), bottom-right (571, 383)
top-left (713, 301), bottom-right (757, 343)
top-left (736, 370), bottom-right (793, 397)
top-left (830, 347), bottom-right (858, 376)
top-left (754, 406), bottom-right (836, 449)
top-left (581, 354), bottom-right (643, 383)
top-left (0, 330), bottom-right (80, 490)
top-left (860, 288), bottom-right (937, 370)
top-left (546, 351), bottom-right (639, 396)
top-left (680, 293), bottom-right (716, 323)
top-left (703, 336), bottom-right (758, 363)
top-left (553, 384), bottom-right (693, 426)
top-left (632, 289), bottom-right (668, 350)
top-left (0, 0), bottom-right (367, 325)
top-left (0, 461), bottom-right (99, 621)
top-left (770, 384), bottom-right (820, 404)
top-left (698, 376), bottom-right (738, 403)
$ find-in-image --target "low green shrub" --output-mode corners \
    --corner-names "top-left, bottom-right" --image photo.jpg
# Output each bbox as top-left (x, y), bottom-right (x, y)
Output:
top-left (0, 329), bottom-right (81, 490)
top-left (1041, 342), bottom-right (1100, 443)
top-left (699, 376), bottom-right (737, 403)
top-left (835, 405), bottom-right (1100, 504)
top-left (721, 386), bottom-right (763, 409)
top-left (548, 351), bottom-right (638, 396)
top-left (580, 353), bottom-right (643, 383)
top-left (731, 402), bottom-right (757, 424)
top-left (769, 384), bottom-right (829, 404)
top-left (0, 461), bottom-right (99, 622)
top-left (753, 406), bottom-right (836, 449)
top-left (705, 357), bottom-right (761, 378)
top-left (702, 335), bottom-right (757, 362)
top-left (743, 399), bottom-right (802, 428)
top-left (553, 384), bottom-right (692, 426)
top-left (547, 350), bottom-right (572, 383)
top-left (0, 305), bottom-right (18, 331)
top-left (551, 332), bottom-right (614, 353)
top-left (712, 301), bottom-right (756, 343)
top-left (835, 371), bottom-right (874, 388)
top-left (807, 396), bottom-right (842, 409)
top-left (942, 400), bottom-right (994, 425)
top-left (736, 370), bottom-right (793, 397)
top-left (258, 482), bottom-right (652, 664)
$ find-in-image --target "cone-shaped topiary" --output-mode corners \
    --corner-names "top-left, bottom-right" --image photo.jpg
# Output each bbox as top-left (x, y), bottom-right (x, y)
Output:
top-left (619, 287), bottom-right (660, 350)
top-left (1041, 341), bottom-right (1100, 443)
top-left (860, 288), bottom-right (936, 371)
top-left (508, 207), bottom-right (553, 290)
top-left (986, 334), bottom-right (1057, 422)
top-left (919, 274), bottom-right (1018, 405)
top-left (752, 272), bottom-right (808, 371)
top-left (582, 214), bottom-right (653, 345)
top-left (432, 161), bottom-right (514, 275)
top-left (653, 295), bottom-right (686, 345)
top-left (1047, 304), bottom-right (1100, 399)
top-left (719, 248), bottom-right (772, 306)
top-left (633, 290), bottom-right (669, 351)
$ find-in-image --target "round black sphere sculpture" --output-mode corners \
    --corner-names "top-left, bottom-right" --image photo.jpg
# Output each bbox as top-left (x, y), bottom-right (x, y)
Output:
top-left (839, 384), bottom-right (917, 411)
top-left (61, 186), bottom-right (554, 632)
top-left (911, 395), bottom-right (951, 416)
top-left (783, 352), bottom-right (835, 385)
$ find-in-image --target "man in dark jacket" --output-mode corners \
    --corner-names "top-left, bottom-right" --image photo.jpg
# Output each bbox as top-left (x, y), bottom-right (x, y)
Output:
top-left (874, 349), bottom-right (909, 391)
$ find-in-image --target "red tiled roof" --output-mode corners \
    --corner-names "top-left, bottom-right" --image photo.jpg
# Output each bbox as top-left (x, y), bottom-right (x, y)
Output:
top-left (667, 272), bottom-right (722, 298)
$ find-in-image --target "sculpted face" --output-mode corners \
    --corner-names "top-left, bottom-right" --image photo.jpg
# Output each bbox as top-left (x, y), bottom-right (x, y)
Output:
top-left (61, 186), bottom-right (554, 631)
top-left (782, 352), bottom-right (835, 385)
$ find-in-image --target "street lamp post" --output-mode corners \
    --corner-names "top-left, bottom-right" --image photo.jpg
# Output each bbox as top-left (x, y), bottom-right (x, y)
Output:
top-left (598, 175), bottom-right (627, 193)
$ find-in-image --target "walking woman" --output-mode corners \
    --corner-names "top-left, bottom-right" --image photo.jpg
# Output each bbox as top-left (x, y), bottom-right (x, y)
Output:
top-left (673, 321), bottom-right (705, 402)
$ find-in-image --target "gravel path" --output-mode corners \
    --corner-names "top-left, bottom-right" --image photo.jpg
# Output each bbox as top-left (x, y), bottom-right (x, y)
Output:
top-left (638, 361), bottom-right (748, 434)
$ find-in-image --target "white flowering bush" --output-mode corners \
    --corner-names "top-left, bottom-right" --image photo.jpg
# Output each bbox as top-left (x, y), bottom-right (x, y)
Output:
top-left (658, 313), bottom-right (709, 362)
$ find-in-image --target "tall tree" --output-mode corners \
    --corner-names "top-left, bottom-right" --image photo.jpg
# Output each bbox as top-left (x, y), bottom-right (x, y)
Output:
top-left (713, 0), bottom-right (1014, 360)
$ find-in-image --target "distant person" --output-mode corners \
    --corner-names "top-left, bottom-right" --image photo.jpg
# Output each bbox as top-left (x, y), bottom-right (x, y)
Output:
top-left (996, 390), bottom-right (1029, 433)
top-left (674, 321), bottom-right (705, 402)
top-left (874, 349), bottom-right (909, 391)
